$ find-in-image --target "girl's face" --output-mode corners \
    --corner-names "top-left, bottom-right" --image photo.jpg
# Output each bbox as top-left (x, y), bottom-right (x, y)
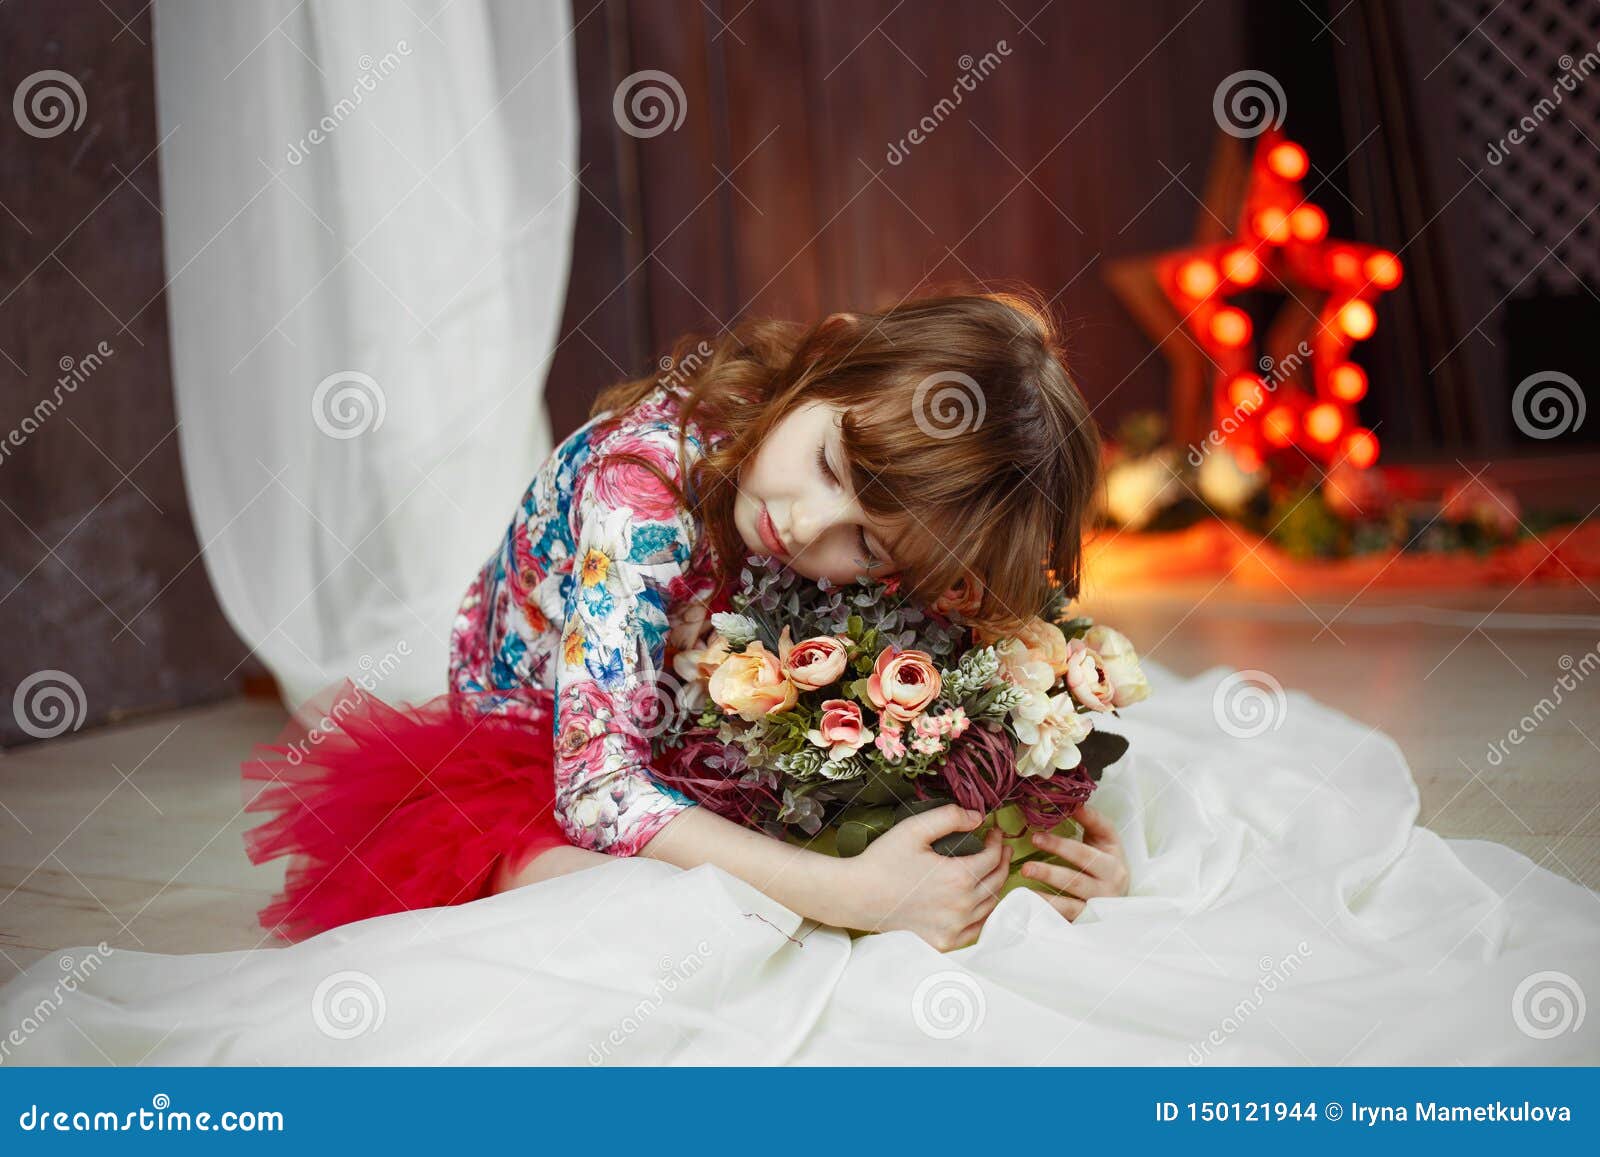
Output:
top-left (734, 400), bottom-right (904, 585)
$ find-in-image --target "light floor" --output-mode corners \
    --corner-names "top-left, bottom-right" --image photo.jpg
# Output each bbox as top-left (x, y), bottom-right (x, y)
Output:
top-left (2, 583), bottom-right (1597, 975)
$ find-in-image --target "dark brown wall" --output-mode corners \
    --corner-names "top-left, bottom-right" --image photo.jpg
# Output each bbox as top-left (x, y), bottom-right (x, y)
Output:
top-left (545, 0), bottom-right (1254, 436)
top-left (0, 1), bottom-right (253, 745)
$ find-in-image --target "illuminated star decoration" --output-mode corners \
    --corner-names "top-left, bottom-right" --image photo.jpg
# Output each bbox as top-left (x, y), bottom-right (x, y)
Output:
top-left (1108, 130), bottom-right (1403, 475)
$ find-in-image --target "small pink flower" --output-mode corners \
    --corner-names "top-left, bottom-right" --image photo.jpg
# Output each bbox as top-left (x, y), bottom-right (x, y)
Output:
top-left (1063, 637), bottom-right (1115, 712)
top-left (806, 698), bottom-right (875, 760)
top-left (875, 726), bottom-right (907, 762)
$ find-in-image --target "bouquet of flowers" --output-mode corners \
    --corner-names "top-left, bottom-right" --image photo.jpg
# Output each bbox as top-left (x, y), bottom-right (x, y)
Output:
top-left (654, 556), bottom-right (1150, 877)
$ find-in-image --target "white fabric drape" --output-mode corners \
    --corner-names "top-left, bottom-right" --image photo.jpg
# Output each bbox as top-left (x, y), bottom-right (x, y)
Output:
top-left (152, 0), bottom-right (579, 706)
top-left (4, 660), bottom-right (1596, 1065)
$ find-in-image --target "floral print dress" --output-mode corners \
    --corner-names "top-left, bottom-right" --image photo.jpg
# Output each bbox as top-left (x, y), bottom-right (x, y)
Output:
top-left (447, 382), bottom-right (734, 856)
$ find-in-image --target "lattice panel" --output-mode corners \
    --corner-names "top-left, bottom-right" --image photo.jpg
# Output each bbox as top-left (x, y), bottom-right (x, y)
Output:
top-left (1436, 0), bottom-right (1600, 294)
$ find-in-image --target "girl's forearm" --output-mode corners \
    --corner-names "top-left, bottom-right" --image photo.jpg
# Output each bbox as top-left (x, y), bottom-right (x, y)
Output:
top-left (638, 805), bottom-right (860, 929)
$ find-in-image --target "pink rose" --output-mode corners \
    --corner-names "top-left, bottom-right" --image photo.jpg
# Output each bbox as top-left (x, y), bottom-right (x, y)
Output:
top-left (932, 576), bottom-right (985, 619)
top-left (865, 646), bottom-right (942, 722)
top-left (555, 680), bottom-right (614, 774)
top-left (708, 641), bottom-right (798, 721)
top-left (585, 436), bottom-right (684, 523)
top-left (1063, 637), bottom-right (1115, 712)
top-left (782, 634), bottom-right (850, 691)
top-left (806, 698), bottom-right (875, 760)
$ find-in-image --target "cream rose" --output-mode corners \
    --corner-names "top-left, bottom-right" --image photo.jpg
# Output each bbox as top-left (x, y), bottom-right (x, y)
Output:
top-left (708, 641), bottom-right (799, 721)
top-left (1083, 624), bottom-right (1150, 707)
top-left (1014, 690), bottom-right (1094, 778)
top-left (865, 647), bottom-right (942, 722)
top-left (1063, 637), bottom-right (1115, 712)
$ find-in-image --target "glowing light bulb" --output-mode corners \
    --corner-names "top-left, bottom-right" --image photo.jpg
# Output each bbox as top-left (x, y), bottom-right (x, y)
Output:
top-left (1267, 141), bottom-right (1309, 181)
top-left (1221, 245), bottom-right (1260, 285)
top-left (1336, 300), bottom-right (1377, 340)
top-left (1176, 259), bottom-right (1219, 298)
top-left (1289, 204), bottom-right (1328, 242)
top-left (1329, 249), bottom-right (1361, 281)
top-left (1227, 374), bottom-right (1263, 410)
top-left (1328, 363), bottom-right (1368, 402)
top-left (1263, 405), bottom-right (1297, 447)
top-left (1364, 251), bottom-right (1402, 288)
top-left (1254, 207), bottom-right (1291, 244)
top-left (1305, 403), bottom-right (1344, 443)
top-left (1209, 307), bottom-right (1252, 347)
top-left (1344, 427), bottom-right (1379, 468)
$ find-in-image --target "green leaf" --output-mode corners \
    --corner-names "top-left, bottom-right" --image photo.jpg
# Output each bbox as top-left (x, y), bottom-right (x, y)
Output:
top-left (834, 806), bottom-right (897, 857)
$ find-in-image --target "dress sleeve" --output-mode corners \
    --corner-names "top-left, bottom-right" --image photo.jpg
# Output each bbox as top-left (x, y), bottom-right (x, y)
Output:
top-left (550, 427), bottom-right (701, 855)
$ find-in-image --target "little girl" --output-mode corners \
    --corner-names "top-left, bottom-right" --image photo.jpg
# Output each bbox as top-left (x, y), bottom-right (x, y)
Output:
top-left (242, 288), bottom-right (1129, 952)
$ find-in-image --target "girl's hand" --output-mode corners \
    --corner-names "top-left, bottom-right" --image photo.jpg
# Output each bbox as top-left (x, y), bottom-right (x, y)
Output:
top-left (844, 804), bottom-right (1012, 952)
top-left (1019, 802), bottom-right (1129, 921)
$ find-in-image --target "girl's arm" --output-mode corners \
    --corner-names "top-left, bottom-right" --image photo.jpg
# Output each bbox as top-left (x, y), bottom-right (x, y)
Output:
top-left (548, 425), bottom-right (1010, 949)
top-left (640, 802), bottom-right (1013, 951)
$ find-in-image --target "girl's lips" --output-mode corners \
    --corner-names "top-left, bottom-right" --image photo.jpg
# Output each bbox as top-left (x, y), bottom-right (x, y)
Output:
top-left (757, 505), bottom-right (789, 557)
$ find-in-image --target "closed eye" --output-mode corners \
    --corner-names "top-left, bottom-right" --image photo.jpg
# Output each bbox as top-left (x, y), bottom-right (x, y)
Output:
top-left (817, 440), bottom-right (883, 568)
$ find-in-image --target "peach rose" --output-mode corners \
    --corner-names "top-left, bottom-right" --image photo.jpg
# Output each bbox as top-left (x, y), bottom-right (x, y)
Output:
top-left (1014, 617), bottom-right (1071, 679)
top-left (781, 633), bottom-right (850, 691)
top-left (708, 641), bottom-right (798, 721)
top-left (1063, 637), bottom-right (1115, 712)
top-left (672, 633), bottom-right (732, 707)
top-left (932, 577), bottom-right (985, 618)
top-left (806, 698), bottom-right (875, 760)
top-left (865, 646), bottom-right (942, 722)
top-left (993, 637), bottom-right (1055, 695)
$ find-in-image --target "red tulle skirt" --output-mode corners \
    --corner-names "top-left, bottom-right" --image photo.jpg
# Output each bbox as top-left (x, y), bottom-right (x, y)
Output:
top-left (240, 679), bottom-right (571, 943)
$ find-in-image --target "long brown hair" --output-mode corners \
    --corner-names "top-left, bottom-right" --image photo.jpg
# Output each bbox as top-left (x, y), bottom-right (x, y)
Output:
top-left (589, 285), bottom-right (1103, 635)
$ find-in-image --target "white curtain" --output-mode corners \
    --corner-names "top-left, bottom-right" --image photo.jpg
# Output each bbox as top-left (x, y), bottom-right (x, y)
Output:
top-left (152, 0), bottom-right (579, 707)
